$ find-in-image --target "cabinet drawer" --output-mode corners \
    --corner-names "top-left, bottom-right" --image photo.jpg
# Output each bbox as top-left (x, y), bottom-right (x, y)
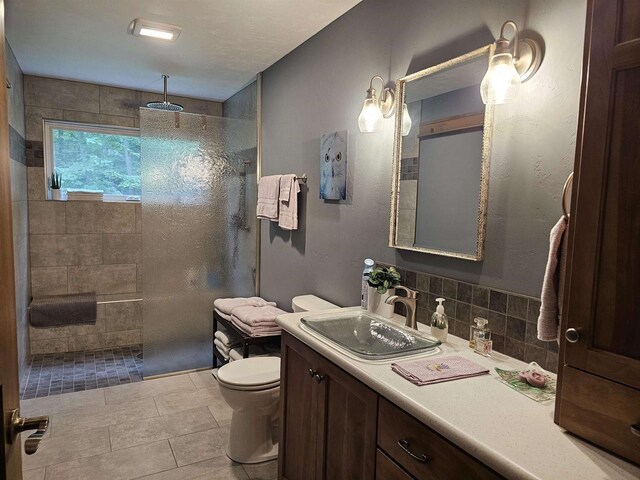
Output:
top-left (378, 398), bottom-right (502, 480)
top-left (376, 449), bottom-right (414, 480)
top-left (557, 366), bottom-right (640, 465)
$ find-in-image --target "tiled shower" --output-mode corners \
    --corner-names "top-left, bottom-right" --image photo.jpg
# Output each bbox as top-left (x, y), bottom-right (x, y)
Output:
top-left (9, 65), bottom-right (257, 397)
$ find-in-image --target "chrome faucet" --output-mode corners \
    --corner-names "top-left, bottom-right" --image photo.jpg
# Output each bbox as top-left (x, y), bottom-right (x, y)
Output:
top-left (385, 286), bottom-right (419, 330)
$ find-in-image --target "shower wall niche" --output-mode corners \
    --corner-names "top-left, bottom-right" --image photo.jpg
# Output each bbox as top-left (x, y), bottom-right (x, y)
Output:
top-left (140, 109), bottom-right (257, 377)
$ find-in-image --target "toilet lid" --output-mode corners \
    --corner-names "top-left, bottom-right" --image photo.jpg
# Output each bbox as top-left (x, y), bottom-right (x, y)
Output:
top-left (218, 357), bottom-right (281, 388)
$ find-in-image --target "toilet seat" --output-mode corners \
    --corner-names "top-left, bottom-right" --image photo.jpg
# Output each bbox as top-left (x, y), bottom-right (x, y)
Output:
top-left (217, 357), bottom-right (281, 391)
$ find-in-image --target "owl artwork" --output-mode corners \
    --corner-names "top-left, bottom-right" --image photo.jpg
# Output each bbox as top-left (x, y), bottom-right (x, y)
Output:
top-left (319, 130), bottom-right (347, 200)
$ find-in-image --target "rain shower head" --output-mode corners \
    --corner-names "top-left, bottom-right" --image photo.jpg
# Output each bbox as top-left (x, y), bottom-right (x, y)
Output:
top-left (146, 75), bottom-right (184, 112)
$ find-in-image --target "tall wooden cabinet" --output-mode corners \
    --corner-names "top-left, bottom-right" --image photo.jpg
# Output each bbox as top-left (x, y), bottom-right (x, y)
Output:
top-left (555, 0), bottom-right (640, 465)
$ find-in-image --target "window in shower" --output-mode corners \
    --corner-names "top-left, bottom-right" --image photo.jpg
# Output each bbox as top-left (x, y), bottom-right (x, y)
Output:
top-left (43, 120), bottom-right (141, 201)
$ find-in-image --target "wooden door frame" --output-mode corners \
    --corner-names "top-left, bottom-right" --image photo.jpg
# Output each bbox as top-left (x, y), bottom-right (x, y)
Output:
top-left (0, 0), bottom-right (23, 476)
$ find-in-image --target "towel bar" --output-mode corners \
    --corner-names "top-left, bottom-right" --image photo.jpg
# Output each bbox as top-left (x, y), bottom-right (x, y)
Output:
top-left (294, 174), bottom-right (308, 183)
top-left (28, 297), bottom-right (142, 310)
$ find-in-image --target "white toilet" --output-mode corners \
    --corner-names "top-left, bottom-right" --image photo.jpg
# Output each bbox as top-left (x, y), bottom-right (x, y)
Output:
top-left (216, 294), bottom-right (337, 464)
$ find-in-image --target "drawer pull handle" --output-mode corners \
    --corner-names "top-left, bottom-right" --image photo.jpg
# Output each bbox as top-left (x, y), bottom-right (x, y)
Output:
top-left (308, 369), bottom-right (316, 377)
top-left (398, 439), bottom-right (429, 463)
top-left (631, 424), bottom-right (640, 438)
top-left (314, 373), bottom-right (325, 383)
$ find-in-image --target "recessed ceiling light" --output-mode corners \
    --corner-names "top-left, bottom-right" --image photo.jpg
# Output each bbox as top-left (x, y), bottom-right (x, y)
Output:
top-left (128, 19), bottom-right (181, 42)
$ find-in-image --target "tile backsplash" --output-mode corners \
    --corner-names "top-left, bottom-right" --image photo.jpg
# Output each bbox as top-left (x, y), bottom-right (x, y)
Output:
top-left (379, 262), bottom-right (558, 373)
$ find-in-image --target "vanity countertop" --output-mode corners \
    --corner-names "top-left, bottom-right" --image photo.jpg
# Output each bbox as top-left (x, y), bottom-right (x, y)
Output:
top-left (276, 307), bottom-right (640, 480)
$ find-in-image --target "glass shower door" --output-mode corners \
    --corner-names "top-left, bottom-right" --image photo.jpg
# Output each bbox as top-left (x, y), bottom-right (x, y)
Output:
top-left (140, 109), bottom-right (256, 377)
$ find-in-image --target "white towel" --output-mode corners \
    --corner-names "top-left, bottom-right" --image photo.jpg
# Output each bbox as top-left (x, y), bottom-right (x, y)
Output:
top-left (278, 174), bottom-right (300, 230)
top-left (213, 297), bottom-right (276, 315)
top-left (214, 338), bottom-right (230, 355)
top-left (230, 304), bottom-right (287, 327)
top-left (214, 330), bottom-right (239, 348)
top-left (257, 175), bottom-right (282, 220)
top-left (229, 348), bottom-right (243, 362)
top-left (537, 216), bottom-right (568, 342)
top-left (215, 344), bottom-right (230, 360)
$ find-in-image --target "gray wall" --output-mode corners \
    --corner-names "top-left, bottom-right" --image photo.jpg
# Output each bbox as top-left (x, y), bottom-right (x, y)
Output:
top-left (223, 80), bottom-right (257, 121)
top-left (260, 0), bottom-right (586, 308)
top-left (6, 40), bottom-right (29, 388)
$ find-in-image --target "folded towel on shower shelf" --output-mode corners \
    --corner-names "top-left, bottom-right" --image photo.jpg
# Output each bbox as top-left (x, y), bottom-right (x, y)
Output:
top-left (214, 338), bottom-right (230, 355)
top-left (278, 174), bottom-right (300, 230)
top-left (216, 345), bottom-right (230, 361)
top-left (537, 216), bottom-right (568, 342)
top-left (214, 308), bottom-right (232, 322)
top-left (214, 329), bottom-right (240, 349)
top-left (213, 297), bottom-right (276, 315)
top-left (230, 317), bottom-right (282, 337)
top-left (230, 304), bottom-right (287, 327)
top-left (256, 175), bottom-right (282, 220)
top-left (30, 293), bottom-right (97, 328)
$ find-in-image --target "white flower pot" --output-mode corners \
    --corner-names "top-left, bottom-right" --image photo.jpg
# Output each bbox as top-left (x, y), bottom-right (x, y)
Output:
top-left (51, 189), bottom-right (62, 201)
top-left (367, 287), bottom-right (395, 318)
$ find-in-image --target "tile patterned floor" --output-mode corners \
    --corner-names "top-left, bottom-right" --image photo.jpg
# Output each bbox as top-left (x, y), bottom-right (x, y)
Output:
top-left (20, 370), bottom-right (277, 480)
top-left (21, 345), bottom-right (144, 400)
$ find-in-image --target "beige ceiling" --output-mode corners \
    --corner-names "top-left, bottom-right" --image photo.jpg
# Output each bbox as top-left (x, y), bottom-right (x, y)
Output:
top-left (6, 0), bottom-right (361, 101)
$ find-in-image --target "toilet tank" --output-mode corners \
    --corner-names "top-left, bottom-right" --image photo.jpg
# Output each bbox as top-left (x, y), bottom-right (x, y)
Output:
top-left (291, 295), bottom-right (338, 313)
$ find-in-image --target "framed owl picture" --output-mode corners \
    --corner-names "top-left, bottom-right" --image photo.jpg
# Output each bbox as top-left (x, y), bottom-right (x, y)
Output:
top-left (320, 130), bottom-right (347, 200)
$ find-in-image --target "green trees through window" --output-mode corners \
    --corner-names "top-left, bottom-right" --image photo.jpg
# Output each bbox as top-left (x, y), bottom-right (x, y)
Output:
top-left (52, 128), bottom-right (141, 196)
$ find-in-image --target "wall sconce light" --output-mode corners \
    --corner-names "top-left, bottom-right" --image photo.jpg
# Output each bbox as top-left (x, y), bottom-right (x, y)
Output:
top-left (480, 20), bottom-right (542, 105)
top-left (401, 103), bottom-right (412, 136)
top-left (358, 75), bottom-right (396, 132)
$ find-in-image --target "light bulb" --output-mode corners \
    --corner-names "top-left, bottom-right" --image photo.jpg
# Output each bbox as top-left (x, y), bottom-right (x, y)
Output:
top-left (480, 52), bottom-right (521, 105)
top-left (358, 95), bottom-right (383, 132)
top-left (401, 103), bottom-right (412, 136)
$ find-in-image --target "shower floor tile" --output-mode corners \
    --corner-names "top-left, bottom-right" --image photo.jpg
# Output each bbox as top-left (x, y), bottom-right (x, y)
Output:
top-left (21, 345), bottom-right (144, 400)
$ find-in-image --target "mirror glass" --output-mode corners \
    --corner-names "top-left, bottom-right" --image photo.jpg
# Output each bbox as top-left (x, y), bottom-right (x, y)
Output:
top-left (390, 45), bottom-right (494, 261)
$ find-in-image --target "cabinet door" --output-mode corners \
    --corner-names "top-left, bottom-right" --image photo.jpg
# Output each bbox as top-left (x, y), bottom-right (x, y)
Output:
top-left (562, 0), bottom-right (640, 388)
top-left (279, 332), bottom-right (322, 480)
top-left (315, 353), bottom-right (378, 480)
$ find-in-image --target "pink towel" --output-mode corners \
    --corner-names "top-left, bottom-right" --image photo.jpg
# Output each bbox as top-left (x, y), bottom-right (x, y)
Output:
top-left (213, 297), bottom-right (276, 315)
top-left (230, 304), bottom-right (287, 327)
top-left (391, 356), bottom-right (489, 386)
top-left (257, 175), bottom-right (281, 220)
top-left (278, 174), bottom-right (300, 230)
top-left (537, 217), bottom-right (568, 341)
top-left (230, 316), bottom-right (282, 337)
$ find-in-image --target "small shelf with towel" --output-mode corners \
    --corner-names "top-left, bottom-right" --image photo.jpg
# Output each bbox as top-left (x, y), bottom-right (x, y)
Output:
top-left (212, 309), bottom-right (281, 368)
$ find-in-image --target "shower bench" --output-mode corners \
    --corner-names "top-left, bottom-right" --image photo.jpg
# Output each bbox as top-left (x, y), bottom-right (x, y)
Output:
top-left (212, 309), bottom-right (281, 367)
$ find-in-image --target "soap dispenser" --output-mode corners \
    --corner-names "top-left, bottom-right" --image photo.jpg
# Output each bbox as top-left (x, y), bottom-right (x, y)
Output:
top-left (430, 298), bottom-right (448, 342)
top-left (469, 317), bottom-right (491, 349)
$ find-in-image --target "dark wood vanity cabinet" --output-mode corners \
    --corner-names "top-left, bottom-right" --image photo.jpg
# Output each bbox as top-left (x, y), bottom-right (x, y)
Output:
top-left (278, 332), bottom-right (503, 480)
top-left (278, 331), bottom-right (378, 480)
top-left (555, 0), bottom-right (640, 465)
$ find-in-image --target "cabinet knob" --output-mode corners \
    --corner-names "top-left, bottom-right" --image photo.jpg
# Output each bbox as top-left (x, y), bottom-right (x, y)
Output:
top-left (565, 328), bottom-right (580, 343)
top-left (314, 373), bottom-right (325, 383)
top-left (397, 439), bottom-right (429, 463)
top-left (631, 424), bottom-right (640, 438)
top-left (308, 368), bottom-right (316, 377)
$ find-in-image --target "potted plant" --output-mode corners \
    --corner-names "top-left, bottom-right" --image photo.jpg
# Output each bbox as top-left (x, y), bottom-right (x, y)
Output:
top-left (50, 172), bottom-right (62, 200)
top-left (366, 266), bottom-right (401, 318)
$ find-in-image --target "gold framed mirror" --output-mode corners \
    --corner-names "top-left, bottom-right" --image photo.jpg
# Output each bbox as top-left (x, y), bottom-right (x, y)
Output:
top-left (389, 45), bottom-right (494, 261)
